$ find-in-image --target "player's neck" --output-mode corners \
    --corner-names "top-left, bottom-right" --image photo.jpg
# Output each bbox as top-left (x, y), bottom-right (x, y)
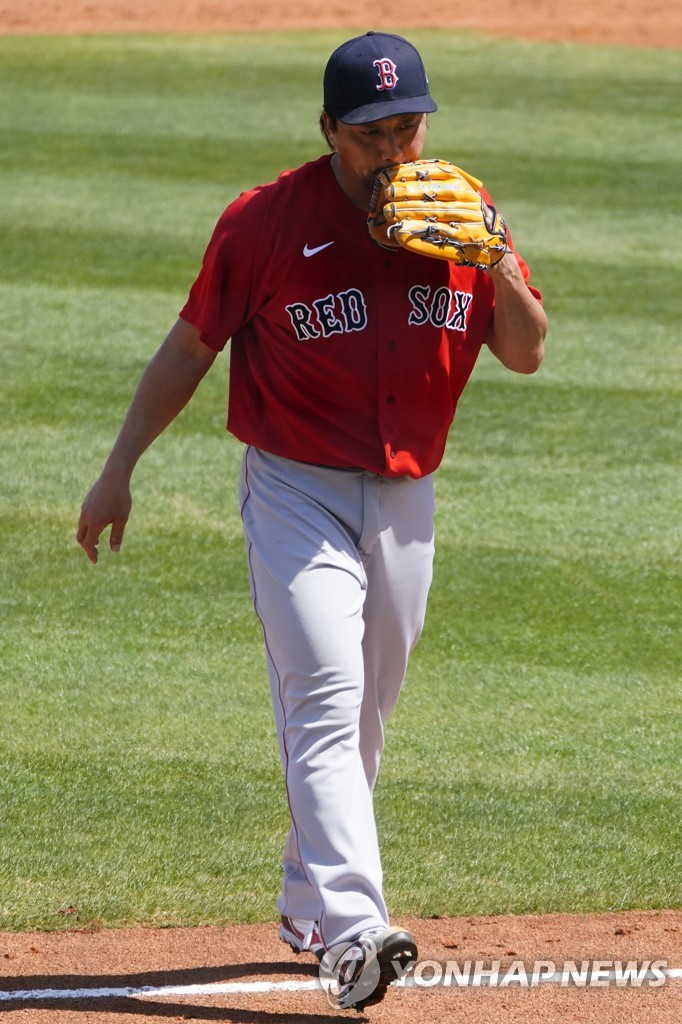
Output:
top-left (329, 154), bottom-right (373, 211)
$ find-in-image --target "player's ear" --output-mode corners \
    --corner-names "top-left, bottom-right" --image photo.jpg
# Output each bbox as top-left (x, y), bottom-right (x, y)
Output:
top-left (320, 109), bottom-right (338, 151)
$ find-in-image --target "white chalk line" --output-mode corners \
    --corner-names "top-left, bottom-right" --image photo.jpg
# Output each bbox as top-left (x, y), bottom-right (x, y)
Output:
top-left (1, 968), bottom-right (680, 1002)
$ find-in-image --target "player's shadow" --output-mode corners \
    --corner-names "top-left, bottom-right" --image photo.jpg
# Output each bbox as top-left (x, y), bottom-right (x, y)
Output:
top-left (1, 999), bottom-right (352, 1023)
top-left (1, 957), bottom-right (316, 991)
top-left (0, 960), bottom-right (362, 1022)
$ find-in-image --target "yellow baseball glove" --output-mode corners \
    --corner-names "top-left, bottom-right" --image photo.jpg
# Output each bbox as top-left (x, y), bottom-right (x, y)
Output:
top-left (367, 159), bottom-right (508, 269)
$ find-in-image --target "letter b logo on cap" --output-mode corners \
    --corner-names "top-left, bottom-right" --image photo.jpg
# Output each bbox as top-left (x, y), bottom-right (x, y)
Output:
top-left (373, 58), bottom-right (399, 91)
top-left (323, 33), bottom-right (437, 123)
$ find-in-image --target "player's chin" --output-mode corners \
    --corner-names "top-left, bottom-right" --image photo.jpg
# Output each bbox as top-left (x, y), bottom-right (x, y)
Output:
top-left (366, 167), bottom-right (387, 190)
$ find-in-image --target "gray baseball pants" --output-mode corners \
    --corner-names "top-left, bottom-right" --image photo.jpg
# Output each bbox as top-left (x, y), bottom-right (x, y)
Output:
top-left (239, 446), bottom-right (435, 950)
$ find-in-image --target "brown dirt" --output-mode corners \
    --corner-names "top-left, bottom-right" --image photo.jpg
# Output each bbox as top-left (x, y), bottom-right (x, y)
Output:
top-left (1, 911), bottom-right (681, 1021)
top-left (0, 0), bottom-right (680, 47)
top-left (1, 1), bottom-right (680, 1021)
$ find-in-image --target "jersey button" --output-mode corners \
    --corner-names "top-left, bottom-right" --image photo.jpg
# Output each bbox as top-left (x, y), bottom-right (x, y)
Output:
top-left (386, 394), bottom-right (395, 405)
top-left (390, 449), bottom-right (396, 458)
top-left (387, 341), bottom-right (396, 351)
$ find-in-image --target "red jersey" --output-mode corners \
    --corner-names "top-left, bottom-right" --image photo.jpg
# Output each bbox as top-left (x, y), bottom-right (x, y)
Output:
top-left (180, 155), bottom-right (542, 478)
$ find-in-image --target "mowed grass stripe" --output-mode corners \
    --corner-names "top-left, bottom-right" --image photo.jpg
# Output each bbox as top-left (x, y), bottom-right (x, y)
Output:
top-left (0, 131), bottom-right (322, 187)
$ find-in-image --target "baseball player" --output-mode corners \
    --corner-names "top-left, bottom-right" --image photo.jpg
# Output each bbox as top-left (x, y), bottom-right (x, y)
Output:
top-left (77, 32), bottom-right (547, 1010)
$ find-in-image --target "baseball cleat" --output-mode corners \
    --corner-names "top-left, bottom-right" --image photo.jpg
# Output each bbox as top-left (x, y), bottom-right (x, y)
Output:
top-left (279, 914), bottom-right (325, 961)
top-left (320, 925), bottom-right (418, 1011)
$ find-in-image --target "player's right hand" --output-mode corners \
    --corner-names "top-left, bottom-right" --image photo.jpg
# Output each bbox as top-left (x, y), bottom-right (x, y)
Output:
top-left (76, 470), bottom-right (132, 564)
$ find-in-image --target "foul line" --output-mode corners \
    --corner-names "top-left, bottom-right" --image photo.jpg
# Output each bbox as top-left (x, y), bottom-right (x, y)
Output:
top-left (0, 980), bottom-right (321, 1002)
top-left (1, 969), bottom-right (680, 1002)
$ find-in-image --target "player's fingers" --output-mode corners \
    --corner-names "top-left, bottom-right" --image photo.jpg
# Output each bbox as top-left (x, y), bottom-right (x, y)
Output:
top-left (77, 522), bottom-right (102, 564)
top-left (110, 518), bottom-right (126, 554)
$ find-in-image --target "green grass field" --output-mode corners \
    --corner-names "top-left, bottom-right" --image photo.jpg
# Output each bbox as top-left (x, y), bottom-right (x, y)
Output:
top-left (0, 31), bottom-right (680, 931)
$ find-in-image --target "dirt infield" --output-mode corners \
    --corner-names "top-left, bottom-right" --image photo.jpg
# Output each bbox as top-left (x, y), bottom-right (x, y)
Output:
top-left (2, 911), bottom-right (681, 1022)
top-left (0, 0), bottom-right (681, 47)
top-left (1, 1), bottom-right (680, 1021)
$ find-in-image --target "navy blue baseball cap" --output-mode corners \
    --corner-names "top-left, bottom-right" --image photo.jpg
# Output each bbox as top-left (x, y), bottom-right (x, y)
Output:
top-left (323, 32), bottom-right (438, 124)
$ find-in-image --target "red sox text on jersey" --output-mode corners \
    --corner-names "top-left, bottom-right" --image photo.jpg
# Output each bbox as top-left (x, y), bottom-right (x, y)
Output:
top-left (285, 285), bottom-right (473, 341)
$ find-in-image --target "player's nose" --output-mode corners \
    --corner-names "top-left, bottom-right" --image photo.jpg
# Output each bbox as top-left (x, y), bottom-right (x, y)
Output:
top-left (378, 131), bottom-right (404, 164)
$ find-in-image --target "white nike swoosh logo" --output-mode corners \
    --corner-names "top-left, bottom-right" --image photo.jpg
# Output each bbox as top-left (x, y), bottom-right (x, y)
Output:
top-left (303, 241), bottom-right (335, 257)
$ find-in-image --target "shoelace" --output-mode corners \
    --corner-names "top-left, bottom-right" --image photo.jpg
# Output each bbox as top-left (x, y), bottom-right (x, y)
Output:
top-left (336, 928), bottom-right (386, 982)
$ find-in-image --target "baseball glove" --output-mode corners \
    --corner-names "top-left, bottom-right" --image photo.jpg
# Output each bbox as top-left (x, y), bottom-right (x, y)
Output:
top-left (367, 159), bottom-right (508, 269)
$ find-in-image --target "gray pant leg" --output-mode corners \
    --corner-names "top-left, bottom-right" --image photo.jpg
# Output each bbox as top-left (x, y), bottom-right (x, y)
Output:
top-left (239, 448), bottom-right (434, 948)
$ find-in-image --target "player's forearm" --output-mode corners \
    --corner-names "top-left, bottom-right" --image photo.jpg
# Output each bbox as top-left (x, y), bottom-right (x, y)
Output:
top-left (485, 255), bottom-right (547, 374)
top-left (103, 322), bottom-right (217, 479)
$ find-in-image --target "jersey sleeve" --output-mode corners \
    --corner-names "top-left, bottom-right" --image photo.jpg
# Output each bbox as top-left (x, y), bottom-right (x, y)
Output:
top-left (179, 187), bottom-right (269, 351)
top-left (482, 187), bottom-right (542, 304)
top-left (510, 247), bottom-right (542, 304)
